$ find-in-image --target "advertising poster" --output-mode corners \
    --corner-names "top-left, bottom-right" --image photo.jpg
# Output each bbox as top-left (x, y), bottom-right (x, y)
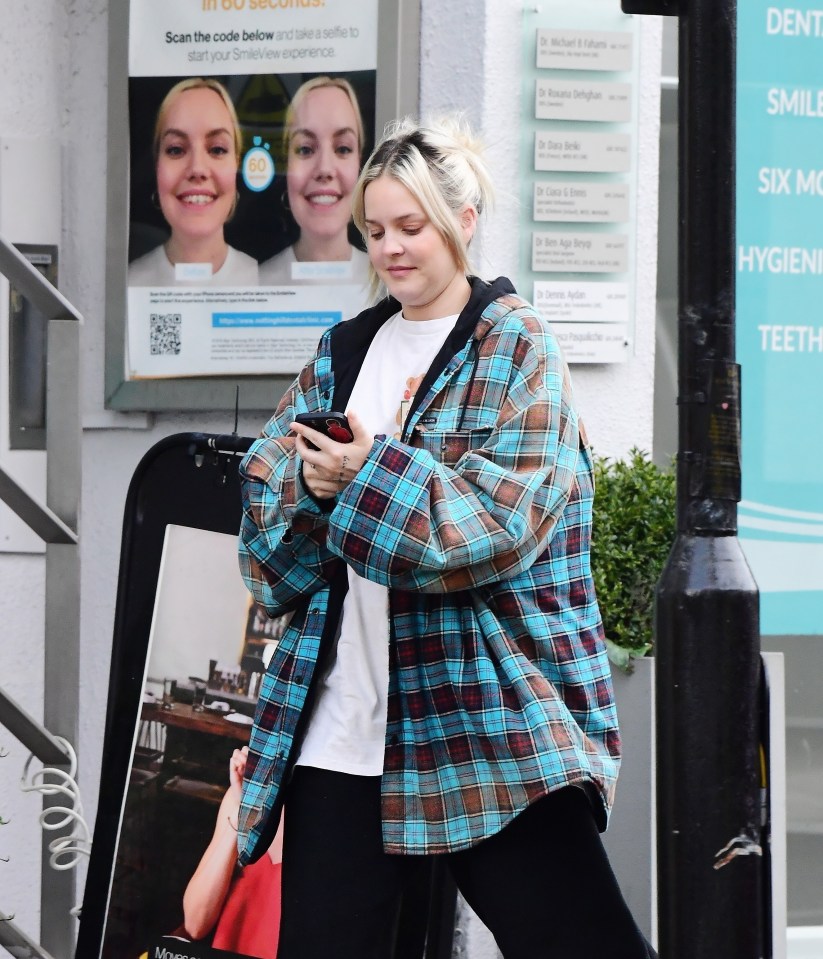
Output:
top-left (100, 525), bottom-right (291, 959)
top-left (737, 4), bottom-right (823, 633)
top-left (126, 0), bottom-right (378, 379)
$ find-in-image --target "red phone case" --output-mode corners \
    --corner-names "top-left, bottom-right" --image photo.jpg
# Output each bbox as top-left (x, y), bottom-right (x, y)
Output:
top-left (294, 413), bottom-right (353, 445)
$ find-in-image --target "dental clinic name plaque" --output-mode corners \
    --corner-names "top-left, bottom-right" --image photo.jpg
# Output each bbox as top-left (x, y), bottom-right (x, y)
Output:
top-left (520, 3), bottom-right (640, 363)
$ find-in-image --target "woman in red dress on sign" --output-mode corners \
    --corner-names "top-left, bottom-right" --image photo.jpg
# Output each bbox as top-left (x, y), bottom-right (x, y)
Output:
top-left (182, 747), bottom-right (283, 958)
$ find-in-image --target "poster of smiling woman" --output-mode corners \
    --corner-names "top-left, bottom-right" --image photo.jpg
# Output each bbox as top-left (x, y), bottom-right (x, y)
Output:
top-left (125, 0), bottom-right (377, 379)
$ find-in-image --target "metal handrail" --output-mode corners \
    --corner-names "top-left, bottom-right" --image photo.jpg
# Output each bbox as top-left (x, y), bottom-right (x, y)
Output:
top-left (0, 468), bottom-right (77, 544)
top-left (0, 690), bottom-right (72, 767)
top-left (0, 918), bottom-right (56, 959)
top-left (0, 234), bottom-right (81, 324)
top-left (0, 230), bottom-right (83, 958)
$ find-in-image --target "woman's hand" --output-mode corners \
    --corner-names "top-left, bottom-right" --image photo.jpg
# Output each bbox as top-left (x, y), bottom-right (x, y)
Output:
top-left (223, 746), bottom-right (248, 831)
top-left (183, 745), bottom-right (250, 939)
top-left (228, 746), bottom-right (248, 803)
top-left (292, 410), bottom-right (374, 500)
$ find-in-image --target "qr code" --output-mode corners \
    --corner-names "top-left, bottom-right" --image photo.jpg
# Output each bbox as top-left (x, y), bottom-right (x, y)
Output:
top-left (149, 313), bottom-right (182, 355)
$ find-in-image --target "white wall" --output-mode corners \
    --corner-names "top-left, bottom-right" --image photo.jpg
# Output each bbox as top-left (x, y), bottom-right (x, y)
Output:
top-left (0, 0), bottom-right (661, 948)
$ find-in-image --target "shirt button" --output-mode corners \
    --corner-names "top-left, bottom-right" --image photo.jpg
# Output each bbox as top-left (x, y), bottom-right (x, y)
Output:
top-left (390, 734), bottom-right (399, 746)
top-left (295, 675), bottom-right (304, 685)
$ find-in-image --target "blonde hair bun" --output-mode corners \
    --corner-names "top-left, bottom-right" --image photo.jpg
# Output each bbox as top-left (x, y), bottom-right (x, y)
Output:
top-left (351, 114), bottom-right (495, 299)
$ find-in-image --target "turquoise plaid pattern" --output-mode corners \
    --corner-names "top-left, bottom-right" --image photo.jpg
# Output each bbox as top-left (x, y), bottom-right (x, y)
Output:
top-left (236, 288), bottom-right (620, 862)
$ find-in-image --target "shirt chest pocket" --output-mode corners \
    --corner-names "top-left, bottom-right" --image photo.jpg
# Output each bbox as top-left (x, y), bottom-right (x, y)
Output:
top-left (417, 427), bottom-right (493, 469)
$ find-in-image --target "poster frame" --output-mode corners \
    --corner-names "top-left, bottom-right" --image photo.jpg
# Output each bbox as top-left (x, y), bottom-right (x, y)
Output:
top-left (104, 0), bottom-right (421, 412)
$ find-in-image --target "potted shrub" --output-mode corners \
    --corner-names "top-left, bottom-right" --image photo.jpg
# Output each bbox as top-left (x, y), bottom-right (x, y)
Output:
top-left (591, 449), bottom-right (675, 940)
top-left (591, 448), bottom-right (676, 672)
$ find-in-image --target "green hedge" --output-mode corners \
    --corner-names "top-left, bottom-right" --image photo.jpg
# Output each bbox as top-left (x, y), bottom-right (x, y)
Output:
top-left (591, 449), bottom-right (676, 671)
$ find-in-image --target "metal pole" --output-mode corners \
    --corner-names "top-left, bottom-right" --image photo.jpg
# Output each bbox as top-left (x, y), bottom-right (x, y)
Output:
top-left (622, 1), bottom-right (765, 956)
top-left (0, 232), bottom-right (83, 957)
top-left (41, 319), bottom-right (82, 957)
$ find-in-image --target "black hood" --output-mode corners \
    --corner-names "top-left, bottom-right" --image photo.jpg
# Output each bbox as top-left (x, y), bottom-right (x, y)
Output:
top-left (329, 276), bottom-right (517, 413)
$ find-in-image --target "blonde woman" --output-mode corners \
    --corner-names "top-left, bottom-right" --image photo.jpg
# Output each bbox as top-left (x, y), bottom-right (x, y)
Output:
top-left (129, 78), bottom-right (258, 286)
top-left (238, 117), bottom-right (656, 959)
top-left (259, 77), bottom-right (368, 286)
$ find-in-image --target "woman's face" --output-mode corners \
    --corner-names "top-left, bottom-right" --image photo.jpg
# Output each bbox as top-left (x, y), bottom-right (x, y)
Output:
top-left (155, 87), bottom-right (238, 247)
top-left (364, 175), bottom-right (472, 321)
top-left (286, 86), bottom-right (361, 247)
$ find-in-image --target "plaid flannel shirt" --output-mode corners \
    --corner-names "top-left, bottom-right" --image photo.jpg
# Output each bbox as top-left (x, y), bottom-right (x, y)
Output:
top-left (236, 279), bottom-right (620, 862)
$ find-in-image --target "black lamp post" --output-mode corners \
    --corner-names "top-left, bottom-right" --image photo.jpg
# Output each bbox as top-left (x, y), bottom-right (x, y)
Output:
top-left (620, 2), bottom-right (765, 956)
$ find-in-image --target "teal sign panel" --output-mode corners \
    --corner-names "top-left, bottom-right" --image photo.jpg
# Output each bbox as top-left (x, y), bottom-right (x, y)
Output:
top-left (737, 4), bottom-right (823, 633)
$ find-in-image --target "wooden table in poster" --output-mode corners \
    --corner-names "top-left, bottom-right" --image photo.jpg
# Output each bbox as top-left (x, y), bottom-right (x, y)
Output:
top-left (141, 700), bottom-right (252, 744)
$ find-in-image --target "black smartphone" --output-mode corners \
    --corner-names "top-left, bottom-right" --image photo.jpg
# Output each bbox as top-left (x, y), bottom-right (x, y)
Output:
top-left (293, 412), bottom-right (354, 447)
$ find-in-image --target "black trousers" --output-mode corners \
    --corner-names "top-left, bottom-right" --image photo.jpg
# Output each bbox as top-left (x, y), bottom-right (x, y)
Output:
top-left (277, 766), bottom-right (657, 959)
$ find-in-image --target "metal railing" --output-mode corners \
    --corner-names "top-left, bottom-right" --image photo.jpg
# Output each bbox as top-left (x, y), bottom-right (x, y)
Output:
top-left (0, 232), bottom-right (82, 959)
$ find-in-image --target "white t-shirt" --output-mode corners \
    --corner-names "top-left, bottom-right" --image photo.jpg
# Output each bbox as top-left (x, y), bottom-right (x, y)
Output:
top-left (128, 244), bottom-right (259, 286)
top-left (296, 310), bottom-right (459, 775)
